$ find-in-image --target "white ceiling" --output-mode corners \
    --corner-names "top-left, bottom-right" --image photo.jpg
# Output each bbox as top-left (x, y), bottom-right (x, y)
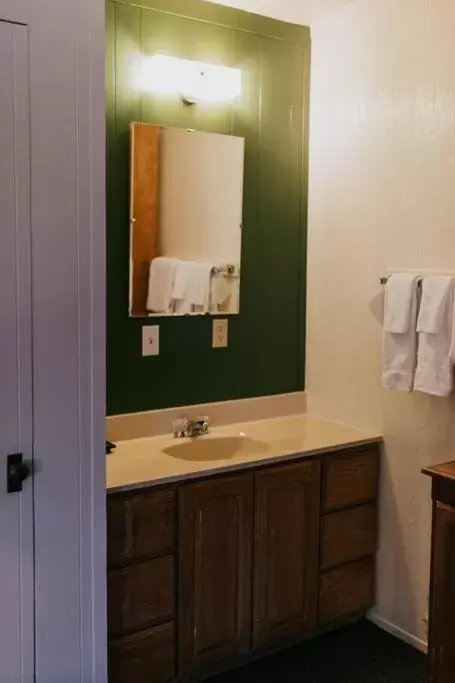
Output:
top-left (205, 0), bottom-right (356, 26)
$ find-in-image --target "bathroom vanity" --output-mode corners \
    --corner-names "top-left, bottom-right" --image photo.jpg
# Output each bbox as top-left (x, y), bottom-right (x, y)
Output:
top-left (107, 417), bottom-right (381, 683)
top-left (423, 461), bottom-right (455, 683)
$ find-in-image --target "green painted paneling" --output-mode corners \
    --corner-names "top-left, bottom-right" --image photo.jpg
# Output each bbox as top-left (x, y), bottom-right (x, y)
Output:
top-left (107, 0), bottom-right (310, 415)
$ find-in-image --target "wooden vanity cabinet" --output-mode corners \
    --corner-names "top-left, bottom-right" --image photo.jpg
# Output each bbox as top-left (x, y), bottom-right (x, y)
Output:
top-left (107, 443), bottom-right (380, 683)
top-left (423, 463), bottom-right (455, 683)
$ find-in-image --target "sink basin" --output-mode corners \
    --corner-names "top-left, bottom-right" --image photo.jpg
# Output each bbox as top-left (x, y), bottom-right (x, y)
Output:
top-left (163, 436), bottom-right (269, 462)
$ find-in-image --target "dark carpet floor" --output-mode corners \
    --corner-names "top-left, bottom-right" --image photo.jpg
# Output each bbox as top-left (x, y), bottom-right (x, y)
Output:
top-left (208, 621), bottom-right (428, 683)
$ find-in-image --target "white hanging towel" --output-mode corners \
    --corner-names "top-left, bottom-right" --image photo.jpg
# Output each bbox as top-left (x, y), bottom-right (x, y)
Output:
top-left (382, 274), bottom-right (420, 391)
top-left (146, 257), bottom-right (179, 313)
top-left (172, 260), bottom-right (194, 314)
top-left (187, 262), bottom-right (214, 312)
top-left (384, 273), bottom-right (420, 334)
top-left (414, 276), bottom-right (455, 397)
top-left (172, 261), bottom-right (213, 314)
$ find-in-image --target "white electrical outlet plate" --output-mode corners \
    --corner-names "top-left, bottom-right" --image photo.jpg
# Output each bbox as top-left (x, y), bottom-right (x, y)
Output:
top-left (142, 325), bottom-right (160, 356)
top-left (212, 319), bottom-right (228, 348)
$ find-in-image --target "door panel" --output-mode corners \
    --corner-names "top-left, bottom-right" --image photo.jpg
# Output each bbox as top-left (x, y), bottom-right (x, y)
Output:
top-left (178, 474), bottom-right (253, 675)
top-left (0, 19), bottom-right (34, 683)
top-left (253, 461), bottom-right (320, 648)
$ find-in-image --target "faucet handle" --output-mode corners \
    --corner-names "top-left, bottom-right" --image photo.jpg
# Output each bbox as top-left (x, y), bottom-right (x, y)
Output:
top-left (173, 415), bottom-right (210, 438)
top-left (190, 415), bottom-right (210, 436)
top-left (173, 416), bottom-right (190, 438)
top-left (194, 416), bottom-right (210, 433)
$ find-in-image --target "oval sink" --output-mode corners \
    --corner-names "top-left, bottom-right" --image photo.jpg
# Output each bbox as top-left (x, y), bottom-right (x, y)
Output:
top-left (163, 436), bottom-right (269, 462)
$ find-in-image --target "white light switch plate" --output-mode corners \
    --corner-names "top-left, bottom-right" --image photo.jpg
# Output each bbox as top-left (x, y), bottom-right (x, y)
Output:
top-left (212, 319), bottom-right (228, 348)
top-left (142, 325), bottom-right (160, 356)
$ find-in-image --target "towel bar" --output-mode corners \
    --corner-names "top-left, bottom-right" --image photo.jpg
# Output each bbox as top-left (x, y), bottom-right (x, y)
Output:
top-left (212, 264), bottom-right (238, 276)
top-left (380, 276), bottom-right (422, 286)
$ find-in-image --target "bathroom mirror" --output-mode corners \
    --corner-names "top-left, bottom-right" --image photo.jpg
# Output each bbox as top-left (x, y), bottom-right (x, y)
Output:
top-left (129, 123), bottom-right (245, 317)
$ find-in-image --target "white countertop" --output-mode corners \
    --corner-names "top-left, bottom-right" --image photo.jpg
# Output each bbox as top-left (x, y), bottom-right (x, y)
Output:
top-left (107, 414), bottom-right (382, 493)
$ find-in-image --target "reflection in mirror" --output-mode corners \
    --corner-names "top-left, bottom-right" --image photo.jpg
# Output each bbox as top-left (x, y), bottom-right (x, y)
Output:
top-left (129, 123), bottom-right (245, 317)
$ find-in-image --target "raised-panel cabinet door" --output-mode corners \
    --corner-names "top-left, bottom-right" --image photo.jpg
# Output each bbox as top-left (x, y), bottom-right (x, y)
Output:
top-left (429, 503), bottom-right (455, 683)
top-left (0, 19), bottom-right (34, 683)
top-left (178, 473), bottom-right (253, 676)
top-left (253, 461), bottom-right (320, 648)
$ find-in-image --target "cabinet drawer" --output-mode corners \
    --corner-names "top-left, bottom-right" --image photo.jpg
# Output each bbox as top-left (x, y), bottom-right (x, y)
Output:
top-left (109, 622), bottom-right (175, 683)
top-left (320, 504), bottom-right (377, 571)
top-left (107, 487), bottom-right (175, 567)
top-left (322, 449), bottom-right (379, 512)
top-left (108, 555), bottom-right (175, 637)
top-left (319, 558), bottom-right (374, 624)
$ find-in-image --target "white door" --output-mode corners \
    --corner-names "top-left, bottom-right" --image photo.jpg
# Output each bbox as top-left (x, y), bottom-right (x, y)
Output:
top-left (0, 19), bottom-right (35, 683)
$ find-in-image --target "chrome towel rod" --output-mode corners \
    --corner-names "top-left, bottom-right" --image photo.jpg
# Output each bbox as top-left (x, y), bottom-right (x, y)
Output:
top-left (380, 276), bottom-right (422, 286)
top-left (212, 264), bottom-right (237, 276)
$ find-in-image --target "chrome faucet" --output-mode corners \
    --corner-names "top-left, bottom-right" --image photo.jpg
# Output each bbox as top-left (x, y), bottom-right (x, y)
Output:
top-left (173, 416), bottom-right (210, 438)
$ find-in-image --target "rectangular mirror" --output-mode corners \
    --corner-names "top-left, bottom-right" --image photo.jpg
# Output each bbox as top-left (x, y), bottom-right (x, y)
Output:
top-left (129, 123), bottom-right (244, 317)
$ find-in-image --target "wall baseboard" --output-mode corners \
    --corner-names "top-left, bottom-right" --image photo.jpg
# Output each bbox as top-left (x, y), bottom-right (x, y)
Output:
top-left (367, 611), bottom-right (428, 654)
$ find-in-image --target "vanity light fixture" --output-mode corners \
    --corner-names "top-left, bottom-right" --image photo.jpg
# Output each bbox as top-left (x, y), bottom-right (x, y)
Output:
top-left (141, 54), bottom-right (242, 104)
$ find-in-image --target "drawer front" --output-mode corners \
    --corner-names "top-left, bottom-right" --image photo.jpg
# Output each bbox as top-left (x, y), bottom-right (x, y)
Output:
top-left (107, 487), bottom-right (175, 567)
top-left (320, 504), bottom-right (377, 571)
top-left (108, 556), bottom-right (175, 637)
top-left (109, 622), bottom-right (175, 683)
top-left (322, 449), bottom-right (379, 512)
top-left (319, 558), bottom-right (375, 624)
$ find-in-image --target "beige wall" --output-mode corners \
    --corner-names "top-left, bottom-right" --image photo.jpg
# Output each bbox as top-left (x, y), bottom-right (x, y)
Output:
top-left (308, 0), bottom-right (455, 644)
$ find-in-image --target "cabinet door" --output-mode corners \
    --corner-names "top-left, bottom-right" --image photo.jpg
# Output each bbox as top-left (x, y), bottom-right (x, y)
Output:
top-left (178, 474), bottom-right (253, 675)
top-left (253, 461), bottom-right (320, 648)
top-left (429, 503), bottom-right (455, 683)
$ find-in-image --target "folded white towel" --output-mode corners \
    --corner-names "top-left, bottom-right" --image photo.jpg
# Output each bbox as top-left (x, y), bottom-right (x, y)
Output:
top-left (187, 262), bottom-right (213, 310)
top-left (384, 273), bottom-right (420, 334)
top-left (171, 260), bottom-right (193, 314)
top-left (172, 261), bottom-right (191, 302)
top-left (417, 275), bottom-right (453, 334)
top-left (382, 274), bottom-right (420, 391)
top-left (146, 257), bottom-right (179, 313)
top-left (414, 276), bottom-right (455, 397)
top-left (172, 261), bottom-right (213, 314)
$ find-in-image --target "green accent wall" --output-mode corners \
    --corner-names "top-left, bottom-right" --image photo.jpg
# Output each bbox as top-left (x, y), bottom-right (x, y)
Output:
top-left (107, 0), bottom-right (310, 415)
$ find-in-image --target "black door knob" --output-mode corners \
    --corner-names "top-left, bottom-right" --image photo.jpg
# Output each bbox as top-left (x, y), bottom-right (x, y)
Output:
top-left (7, 453), bottom-right (31, 493)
